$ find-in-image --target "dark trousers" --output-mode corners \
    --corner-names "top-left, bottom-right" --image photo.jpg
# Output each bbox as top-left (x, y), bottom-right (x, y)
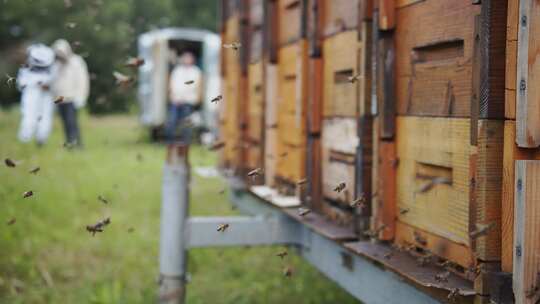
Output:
top-left (57, 102), bottom-right (81, 146)
top-left (164, 103), bottom-right (194, 143)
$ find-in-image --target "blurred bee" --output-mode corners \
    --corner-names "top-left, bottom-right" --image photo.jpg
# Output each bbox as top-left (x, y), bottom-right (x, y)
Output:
top-left (247, 168), bottom-right (263, 178)
top-left (6, 218), bottom-right (16, 226)
top-left (136, 153), bottom-right (144, 162)
top-left (65, 22), bottom-right (77, 29)
top-left (86, 217), bottom-right (111, 236)
top-left (469, 222), bottom-right (495, 239)
top-left (434, 271), bottom-right (450, 283)
top-left (296, 178), bottom-right (307, 186)
top-left (125, 57), bottom-right (145, 68)
top-left (113, 71), bottom-right (134, 86)
top-left (184, 80), bottom-right (195, 85)
top-left (127, 227), bottom-right (135, 233)
top-left (350, 194), bottom-right (366, 208)
top-left (279, 152), bottom-right (288, 158)
top-left (283, 266), bottom-right (293, 277)
top-left (333, 182), bottom-right (346, 193)
top-left (23, 191), bottom-right (33, 198)
top-left (348, 74), bottom-right (362, 83)
top-left (97, 195), bottom-right (109, 204)
top-left (223, 42), bottom-right (241, 50)
top-left (54, 96), bottom-right (64, 104)
top-left (276, 251), bottom-right (288, 259)
top-left (29, 167), bottom-right (40, 174)
top-left (209, 141), bottom-right (226, 151)
top-left (72, 41), bottom-right (82, 50)
top-left (364, 224), bottom-right (386, 238)
top-left (4, 158), bottom-right (16, 168)
top-left (298, 207), bottom-right (311, 217)
top-left (218, 188), bottom-right (226, 195)
top-left (383, 252), bottom-right (393, 260)
top-left (217, 223), bottom-right (229, 232)
top-left (413, 231), bottom-right (427, 246)
top-left (64, 0), bottom-right (73, 8)
top-left (447, 288), bottom-right (460, 302)
top-left (416, 252), bottom-right (433, 267)
top-left (417, 176), bottom-right (451, 194)
top-left (211, 95), bottom-right (223, 103)
top-left (399, 207), bottom-right (410, 215)
top-left (5, 74), bottom-right (16, 87)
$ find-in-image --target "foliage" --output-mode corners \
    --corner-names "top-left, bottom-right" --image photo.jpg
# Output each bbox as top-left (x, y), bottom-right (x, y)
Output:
top-left (0, 0), bottom-right (218, 114)
top-left (0, 110), bottom-right (360, 303)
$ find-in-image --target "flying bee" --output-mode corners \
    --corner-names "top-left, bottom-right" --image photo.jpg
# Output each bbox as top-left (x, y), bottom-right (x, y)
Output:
top-left (211, 95), bottom-right (223, 103)
top-left (223, 42), bottom-right (241, 50)
top-left (72, 41), bottom-right (82, 50)
top-left (29, 167), bottom-right (40, 174)
top-left (136, 153), bottom-right (143, 162)
top-left (4, 158), bottom-right (16, 168)
top-left (348, 74), bottom-right (362, 83)
top-left (247, 168), bottom-right (263, 178)
top-left (113, 71), bottom-right (134, 86)
top-left (5, 74), bottom-right (15, 87)
top-left (65, 22), bottom-right (77, 29)
top-left (383, 252), bottom-right (393, 260)
top-left (54, 96), bottom-right (64, 104)
top-left (217, 223), bottom-right (229, 232)
top-left (276, 251), bottom-right (288, 259)
top-left (209, 141), bottom-right (226, 151)
top-left (399, 207), bottom-right (410, 215)
top-left (413, 231), bottom-right (427, 246)
top-left (86, 217), bottom-right (111, 236)
top-left (23, 190), bottom-right (33, 198)
top-left (218, 188), bottom-right (226, 195)
top-left (469, 222), bottom-right (495, 239)
top-left (350, 194), bottom-right (366, 208)
top-left (364, 224), bottom-right (387, 238)
top-left (97, 195), bottom-right (109, 204)
top-left (333, 182), bottom-right (346, 193)
top-left (298, 207), bottom-right (311, 217)
top-left (279, 152), bottom-right (288, 158)
top-left (434, 271), bottom-right (450, 283)
top-left (127, 227), bottom-right (135, 233)
top-left (6, 218), bottom-right (16, 226)
top-left (417, 176), bottom-right (451, 193)
top-left (296, 178), bottom-right (307, 186)
top-left (283, 266), bottom-right (293, 277)
top-left (125, 57), bottom-right (145, 68)
top-left (184, 80), bottom-right (194, 85)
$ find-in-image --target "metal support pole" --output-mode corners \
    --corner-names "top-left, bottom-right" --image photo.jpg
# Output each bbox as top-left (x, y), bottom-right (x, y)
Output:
top-left (159, 144), bottom-right (189, 304)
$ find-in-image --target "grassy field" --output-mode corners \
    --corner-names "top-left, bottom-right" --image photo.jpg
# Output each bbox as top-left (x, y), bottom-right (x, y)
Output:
top-left (0, 109), bottom-right (359, 304)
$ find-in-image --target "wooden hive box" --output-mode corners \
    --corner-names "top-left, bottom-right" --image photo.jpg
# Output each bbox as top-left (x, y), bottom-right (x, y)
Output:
top-left (278, 0), bottom-right (303, 46)
top-left (321, 0), bottom-right (360, 37)
top-left (246, 62), bottom-right (265, 170)
top-left (221, 14), bottom-right (243, 168)
top-left (275, 41), bottom-right (308, 186)
top-left (248, 0), bottom-right (264, 64)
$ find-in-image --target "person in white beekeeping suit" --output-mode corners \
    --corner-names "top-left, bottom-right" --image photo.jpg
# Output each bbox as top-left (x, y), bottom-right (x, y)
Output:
top-left (165, 51), bottom-right (203, 143)
top-left (17, 44), bottom-right (56, 145)
top-left (51, 39), bottom-right (89, 147)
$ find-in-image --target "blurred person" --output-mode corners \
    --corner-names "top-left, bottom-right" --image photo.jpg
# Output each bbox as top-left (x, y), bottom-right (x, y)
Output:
top-left (52, 39), bottom-right (89, 147)
top-left (165, 51), bottom-right (203, 143)
top-left (17, 44), bottom-right (56, 145)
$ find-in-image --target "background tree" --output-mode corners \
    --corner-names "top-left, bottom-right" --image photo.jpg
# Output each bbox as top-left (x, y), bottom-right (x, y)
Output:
top-left (0, 0), bottom-right (218, 114)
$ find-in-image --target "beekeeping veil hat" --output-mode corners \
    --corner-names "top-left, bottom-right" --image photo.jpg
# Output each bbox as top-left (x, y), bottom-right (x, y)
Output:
top-left (27, 44), bottom-right (55, 68)
top-left (52, 39), bottom-right (73, 60)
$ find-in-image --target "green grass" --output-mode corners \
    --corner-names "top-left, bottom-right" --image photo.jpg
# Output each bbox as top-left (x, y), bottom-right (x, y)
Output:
top-left (0, 109), bottom-right (359, 304)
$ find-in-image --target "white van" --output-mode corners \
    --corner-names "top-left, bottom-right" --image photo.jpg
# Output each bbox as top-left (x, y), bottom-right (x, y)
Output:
top-left (137, 27), bottom-right (221, 140)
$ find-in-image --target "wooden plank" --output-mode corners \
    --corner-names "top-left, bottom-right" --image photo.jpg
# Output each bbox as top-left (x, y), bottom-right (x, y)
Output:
top-left (395, 0), bottom-right (422, 8)
top-left (306, 0), bottom-right (323, 57)
top-left (264, 64), bottom-right (279, 187)
top-left (395, 221), bottom-right (474, 269)
top-left (247, 62), bottom-right (264, 142)
top-left (306, 135), bottom-right (322, 210)
top-left (355, 115), bottom-right (374, 235)
top-left (377, 31), bottom-right (395, 138)
top-left (516, 0), bottom-right (540, 148)
top-left (322, 30), bottom-right (360, 117)
top-left (358, 20), bottom-right (373, 117)
top-left (321, 0), bottom-right (360, 37)
top-left (513, 160), bottom-right (540, 304)
top-left (375, 140), bottom-right (396, 240)
top-left (395, 0), bottom-right (480, 117)
top-left (473, 120), bottom-right (504, 261)
top-left (307, 57), bottom-right (323, 134)
top-left (283, 207), bottom-right (357, 241)
top-left (378, 0), bottom-right (395, 30)
top-left (505, 0), bottom-right (519, 120)
top-left (501, 120), bottom-right (540, 272)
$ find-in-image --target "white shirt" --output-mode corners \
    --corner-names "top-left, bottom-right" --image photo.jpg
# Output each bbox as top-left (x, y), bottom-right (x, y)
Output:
top-left (169, 64), bottom-right (202, 105)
